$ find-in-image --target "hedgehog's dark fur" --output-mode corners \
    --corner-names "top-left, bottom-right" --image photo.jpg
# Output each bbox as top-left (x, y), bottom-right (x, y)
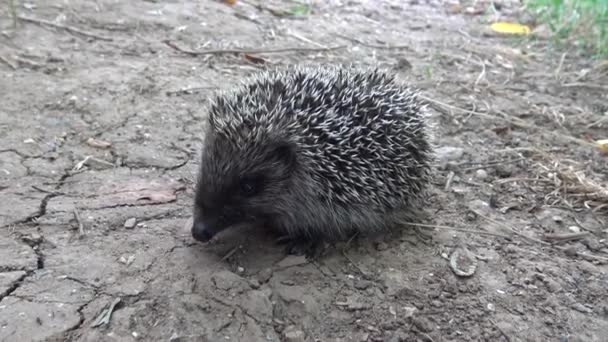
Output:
top-left (191, 65), bottom-right (434, 253)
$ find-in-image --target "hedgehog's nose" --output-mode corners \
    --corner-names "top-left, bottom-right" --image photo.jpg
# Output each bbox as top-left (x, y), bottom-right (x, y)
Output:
top-left (192, 221), bottom-right (215, 242)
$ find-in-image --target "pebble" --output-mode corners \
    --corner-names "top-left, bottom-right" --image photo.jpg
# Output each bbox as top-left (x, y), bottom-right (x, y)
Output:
top-left (582, 238), bottom-right (601, 252)
top-left (403, 306), bottom-right (417, 318)
top-left (124, 218), bottom-right (137, 229)
top-left (435, 146), bottom-right (464, 163)
top-left (374, 241), bottom-right (389, 251)
top-left (283, 325), bottom-right (305, 342)
top-left (354, 280), bottom-right (371, 290)
top-left (568, 226), bottom-right (581, 233)
top-left (411, 316), bottom-right (433, 332)
top-left (475, 169), bottom-right (488, 180)
top-left (257, 268), bottom-right (273, 284)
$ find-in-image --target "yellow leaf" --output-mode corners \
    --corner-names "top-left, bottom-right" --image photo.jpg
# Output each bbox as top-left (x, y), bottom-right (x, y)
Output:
top-left (597, 139), bottom-right (608, 155)
top-left (490, 22), bottom-right (530, 35)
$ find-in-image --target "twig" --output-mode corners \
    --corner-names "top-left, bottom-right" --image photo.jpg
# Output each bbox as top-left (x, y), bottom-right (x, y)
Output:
top-left (542, 232), bottom-right (589, 242)
top-left (419, 95), bottom-right (529, 128)
top-left (457, 157), bottom-right (526, 172)
top-left (403, 222), bottom-right (513, 240)
top-left (474, 58), bottom-right (486, 88)
top-left (13, 55), bottom-right (43, 69)
top-left (162, 40), bottom-right (346, 57)
top-left (444, 171), bottom-right (455, 191)
top-left (220, 245), bottom-right (241, 262)
top-left (341, 250), bottom-right (371, 278)
top-left (560, 82), bottom-right (608, 91)
top-left (473, 210), bottom-right (549, 245)
top-left (287, 30), bottom-right (327, 49)
top-left (554, 52), bottom-right (566, 80)
top-left (334, 33), bottom-right (412, 50)
top-left (0, 55), bottom-right (17, 69)
top-left (73, 208), bottom-right (85, 235)
top-left (165, 86), bottom-right (217, 96)
top-left (31, 185), bottom-right (64, 196)
top-left (17, 15), bottom-right (113, 41)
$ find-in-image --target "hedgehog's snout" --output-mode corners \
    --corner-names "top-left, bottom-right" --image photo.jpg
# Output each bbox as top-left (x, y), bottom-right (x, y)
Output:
top-left (191, 220), bottom-right (216, 242)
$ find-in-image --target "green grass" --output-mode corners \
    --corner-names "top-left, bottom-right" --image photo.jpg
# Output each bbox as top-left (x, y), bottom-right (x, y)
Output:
top-left (525, 0), bottom-right (608, 57)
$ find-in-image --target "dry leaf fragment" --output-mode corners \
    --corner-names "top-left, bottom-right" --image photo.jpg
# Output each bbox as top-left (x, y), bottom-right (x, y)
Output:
top-left (490, 22), bottom-right (530, 35)
top-left (244, 53), bottom-right (266, 64)
top-left (597, 139), bottom-right (608, 155)
top-left (223, 0), bottom-right (236, 4)
top-left (86, 137), bottom-right (112, 149)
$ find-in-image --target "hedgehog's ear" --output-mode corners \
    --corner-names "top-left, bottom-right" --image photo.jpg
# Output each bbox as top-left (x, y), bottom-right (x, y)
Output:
top-left (269, 141), bottom-right (296, 171)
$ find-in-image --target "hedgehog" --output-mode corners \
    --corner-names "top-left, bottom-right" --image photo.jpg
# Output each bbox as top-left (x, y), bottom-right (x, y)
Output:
top-left (191, 65), bottom-right (434, 255)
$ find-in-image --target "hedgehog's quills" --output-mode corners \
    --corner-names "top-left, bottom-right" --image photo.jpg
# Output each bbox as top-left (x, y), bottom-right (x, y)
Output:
top-left (192, 65), bottom-right (434, 255)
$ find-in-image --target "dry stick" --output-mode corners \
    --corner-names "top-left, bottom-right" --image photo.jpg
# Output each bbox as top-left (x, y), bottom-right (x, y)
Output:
top-left (554, 52), bottom-right (567, 80)
top-left (334, 33), bottom-right (412, 50)
top-left (457, 157), bottom-right (527, 172)
top-left (560, 82), bottom-right (608, 91)
top-left (472, 210), bottom-right (549, 246)
top-left (542, 232), bottom-right (589, 242)
top-left (73, 208), bottom-right (85, 235)
top-left (0, 55), bottom-right (17, 69)
top-left (162, 40), bottom-right (346, 57)
top-left (17, 15), bottom-right (113, 41)
top-left (419, 95), bottom-right (529, 128)
top-left (423, 95), bottom-right (597, 148)
top-left (404, 222), bottom-right (513, 240)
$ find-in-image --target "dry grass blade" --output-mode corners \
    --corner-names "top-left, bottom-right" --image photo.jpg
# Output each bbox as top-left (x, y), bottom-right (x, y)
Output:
top-left (17, 15), bottom-right (113, 41)
top-left (162, 40), bottom-right (347, 56)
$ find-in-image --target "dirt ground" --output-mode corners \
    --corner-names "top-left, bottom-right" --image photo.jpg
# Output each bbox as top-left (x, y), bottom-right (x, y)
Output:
top-left (1, 0), bottom-right (608, 341)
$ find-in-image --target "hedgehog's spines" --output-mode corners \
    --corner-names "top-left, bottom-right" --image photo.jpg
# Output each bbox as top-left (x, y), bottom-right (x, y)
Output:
top-left (207, 64), bottom-right (433, 210)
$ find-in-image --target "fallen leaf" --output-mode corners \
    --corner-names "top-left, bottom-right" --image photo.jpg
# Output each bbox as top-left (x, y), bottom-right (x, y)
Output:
top-left (287, 4), bottom-right (310, 16)
top-left (490, 22), bottom-right (530, 35)
top-left (597, 139), bottom-right (608, 155)
top-left (86, 137), bottom-right (112, 149)
top-left (244, 53), bottom-right (266, 64)
top-left (97, 178), bottom-right (185, 207)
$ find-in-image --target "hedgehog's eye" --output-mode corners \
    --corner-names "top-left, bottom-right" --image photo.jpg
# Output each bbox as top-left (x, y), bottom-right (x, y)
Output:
top-left (239, 178), bottom-right (257, 197)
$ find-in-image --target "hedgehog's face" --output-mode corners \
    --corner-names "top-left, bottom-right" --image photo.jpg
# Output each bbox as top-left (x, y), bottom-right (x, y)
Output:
top-left (191, 133), bottom-right (296, 242)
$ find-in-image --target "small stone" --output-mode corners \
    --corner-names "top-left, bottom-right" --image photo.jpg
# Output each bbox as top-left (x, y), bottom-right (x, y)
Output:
top-left (354, 280), bottom-right (371, 290)
top-left (475, 169), bottom-right (488, 180)
top-left (564, 246), bottom-right (578, 257)
top-left (124, 218), bottom-right (137, 229)
top-left (403, 306), bottom-right (417, 318)
top-left (544, 278), bottom-right (561, 293)
top-left (412, 316), bottom-right (433, 333)
top-left (375, 242), bottom-right (389, 251)
top-left (582, 238), bottom-right (601, 252)
top-left (568, 226), bottom-right (581, 233)
top-left (248, 279), bottom-right (261, 289)
top-left (276, 255), bottom-right (308, 268)
top-left (505, 244), bottom-right (517, 254)
top-left (283, 325), bottom-right (305, 342)
top-left (257, 268), bottom-right (273, 284)
top-left (495, 165), bottom-right (513, 178)
top-left (435, 146), bottom-right (464, 163)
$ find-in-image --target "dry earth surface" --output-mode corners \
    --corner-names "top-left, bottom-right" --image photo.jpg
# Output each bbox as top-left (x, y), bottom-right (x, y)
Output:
top-left (1, 0), bottom-right (608, 341)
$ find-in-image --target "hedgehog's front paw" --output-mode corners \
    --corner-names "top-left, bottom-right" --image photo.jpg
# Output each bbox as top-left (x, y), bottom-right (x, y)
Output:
top-left (276, 236), bottom-right (320, 259)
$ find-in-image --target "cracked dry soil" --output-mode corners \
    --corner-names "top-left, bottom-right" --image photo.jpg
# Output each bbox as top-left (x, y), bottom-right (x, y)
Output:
top-left (1, 0), bottom-right (608, 341)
